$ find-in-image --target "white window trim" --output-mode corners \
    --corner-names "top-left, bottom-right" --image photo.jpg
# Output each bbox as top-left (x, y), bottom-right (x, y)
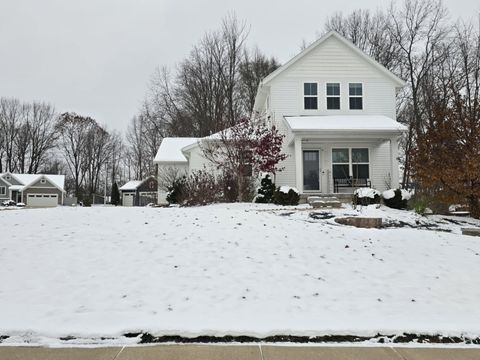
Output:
top-left (348, 82), bottom-right (364, 110)
top-left (40, 178), bottom-right (47, 184)
top-left (332, 148), bottom-right (370, 179)
top-left (302, 81), bottom-right (319, 110)
top-left (0, 186), bottom-right (5, 196)
top-left (326, 82), bottom-right (341, 110)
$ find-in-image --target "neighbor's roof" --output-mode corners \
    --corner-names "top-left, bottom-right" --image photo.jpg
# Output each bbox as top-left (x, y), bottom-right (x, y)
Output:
top-left (153, 137), bottom-right (200, 163)
top-left (1, 173), bottom-right (65, 191)
top-left (119, 180), bottom-right (143, 191)
top-left (284, 115), bottom-right (408, 132)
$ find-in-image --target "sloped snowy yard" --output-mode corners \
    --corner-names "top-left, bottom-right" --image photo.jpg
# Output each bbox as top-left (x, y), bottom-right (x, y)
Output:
top-left (1, 204), bottom-right (480, 345)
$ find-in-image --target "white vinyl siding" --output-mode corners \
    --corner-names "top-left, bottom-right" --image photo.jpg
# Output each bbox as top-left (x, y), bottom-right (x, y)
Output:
top-left (268, 36), bottom-right (397, 119)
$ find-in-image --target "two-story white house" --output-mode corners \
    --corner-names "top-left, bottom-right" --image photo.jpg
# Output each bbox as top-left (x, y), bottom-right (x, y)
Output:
top-left (154, 31), bottom-right (407, 200)
top-left (253, 31), bottom-right (407, 194)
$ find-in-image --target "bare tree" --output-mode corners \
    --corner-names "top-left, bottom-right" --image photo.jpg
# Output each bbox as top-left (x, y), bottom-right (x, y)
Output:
top-left (28, 102), bottom-right (58, 173)
top-left (145, 14), bottom-right (272, 139)
top-left (0, 98), bottom-right (23, 172)
top-left (239, 47), bottom-right (280, 115)
top-left (0, 98), bottom-right (57, 174)
top-left (56, 113), bottom-right (97, 198)
top-left (324, 9), bottom-right (403, 72)
top-left (388, 0), bottom-right (450, 186)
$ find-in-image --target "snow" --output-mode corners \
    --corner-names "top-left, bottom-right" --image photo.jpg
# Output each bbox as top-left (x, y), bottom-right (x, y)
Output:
top-left (284, 115), bottom-right (408, 132)
top-left (401, 189), bottom-right (412, 200)
top-left (153, 138), bottom-right (200, 163)
top-left (382, 189), bottom-right (396, 200)
top-left (1, 204), bottom-right (480, 346)
top-left (354, 187), bottom-right (380, 199)
top-left (279, 186), bottom-right (299, 194)
top-left (119, 180), bottom-right (143, 191)
top-left (382, 189), bottom-right (412, 201)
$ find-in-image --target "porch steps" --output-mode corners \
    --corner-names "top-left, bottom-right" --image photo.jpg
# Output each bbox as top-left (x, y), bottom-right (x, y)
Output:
top-left (306, 195), bottom-right (342, 209)
top-left (300, 193), bottom-right (353, 205)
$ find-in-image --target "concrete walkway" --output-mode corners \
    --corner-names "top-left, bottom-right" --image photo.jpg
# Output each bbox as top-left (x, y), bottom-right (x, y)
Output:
top-left (1, 345), bottom-right (480, 359)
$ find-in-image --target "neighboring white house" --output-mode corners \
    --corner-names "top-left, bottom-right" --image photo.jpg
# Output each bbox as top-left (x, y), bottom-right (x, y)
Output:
top-left (154, 31), bottom-right (407, 202)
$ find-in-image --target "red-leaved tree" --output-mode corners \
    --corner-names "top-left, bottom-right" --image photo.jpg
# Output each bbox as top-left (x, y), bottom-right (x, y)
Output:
top-left (201, 117), bottom-right (287, 202)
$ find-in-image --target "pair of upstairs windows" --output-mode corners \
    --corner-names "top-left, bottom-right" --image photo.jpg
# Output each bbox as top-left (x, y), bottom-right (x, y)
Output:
top-left (303, 82), bottom-right (363, 110)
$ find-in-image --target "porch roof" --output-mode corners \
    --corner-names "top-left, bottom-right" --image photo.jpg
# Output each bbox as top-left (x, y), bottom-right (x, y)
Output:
top-left (284, 115), bottom-right (408, 133)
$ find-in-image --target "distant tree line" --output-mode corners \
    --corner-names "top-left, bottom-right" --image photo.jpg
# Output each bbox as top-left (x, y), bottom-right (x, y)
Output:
top-left (0, 99), bottom-right (125, 203)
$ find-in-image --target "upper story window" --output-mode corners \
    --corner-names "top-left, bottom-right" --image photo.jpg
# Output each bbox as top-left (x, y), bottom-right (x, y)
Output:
top-left (303, 82), bottom-right (318, 110)
top-left (326, 83), bottom-right (340, 110)
top-left (349, 83), bottom-right (363, 110)
top-left (40, 178), bottom-right (47, 184)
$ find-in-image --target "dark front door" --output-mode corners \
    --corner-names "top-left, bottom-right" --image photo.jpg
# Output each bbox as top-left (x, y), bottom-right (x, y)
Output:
top-left (303, 151), bottom-right (319, 191)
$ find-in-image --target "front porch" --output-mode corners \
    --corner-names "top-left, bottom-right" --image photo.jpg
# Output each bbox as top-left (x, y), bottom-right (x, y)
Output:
top-left (283, 115), bottom-right (406, 195)
top-left (292, 136), bottom-right (400, 194)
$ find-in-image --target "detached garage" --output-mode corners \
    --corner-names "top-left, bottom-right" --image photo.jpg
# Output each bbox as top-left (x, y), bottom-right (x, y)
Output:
top-left (119, 176), bottom-right (158, 206)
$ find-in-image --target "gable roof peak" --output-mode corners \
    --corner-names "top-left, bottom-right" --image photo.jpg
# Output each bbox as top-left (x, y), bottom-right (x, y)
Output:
top-left (260, 30), bottom-right (405, 88)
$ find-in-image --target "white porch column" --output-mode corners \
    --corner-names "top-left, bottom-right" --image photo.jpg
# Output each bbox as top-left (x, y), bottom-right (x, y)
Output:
top-left (390, 137), bottom-right (400, 188)
top-left (294, 137), bottom-right (303, 193)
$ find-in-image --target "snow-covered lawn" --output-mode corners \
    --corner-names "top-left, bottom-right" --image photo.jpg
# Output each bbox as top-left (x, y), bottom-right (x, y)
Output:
top-left (1, 204), bottom-right (480, 345)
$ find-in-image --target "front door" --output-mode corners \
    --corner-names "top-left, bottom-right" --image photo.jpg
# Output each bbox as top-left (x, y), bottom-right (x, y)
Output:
top-left (303, 151), bottom-right (320, 191)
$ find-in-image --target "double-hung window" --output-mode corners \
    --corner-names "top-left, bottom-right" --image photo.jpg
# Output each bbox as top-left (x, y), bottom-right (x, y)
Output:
top-left (0, 186), bottom-right (5, 196)
top-left (326, 83), bottom-right (340, 110)
top-left (352, 148), bottom-right (369, 179)
top-left (303, 82), bottom-right (318, 110)
top-left (332, 148), bottom-right (369, 180)
top-left (332, 149), bottom-right (350, 180)
top-left (349, 83), bottom-right (363, 110)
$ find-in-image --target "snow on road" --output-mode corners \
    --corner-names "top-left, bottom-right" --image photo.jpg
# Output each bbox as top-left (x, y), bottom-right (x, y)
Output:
top-left (1, 204), bottom-right (480, 344)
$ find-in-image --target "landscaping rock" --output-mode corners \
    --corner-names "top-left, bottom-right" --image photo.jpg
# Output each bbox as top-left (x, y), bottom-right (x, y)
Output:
top-left (311, 200), bottom-right (342, 209)
top-left (462, 228), bottom-right (480, 237)
top-left (335, 217), bottom-right (383, 229)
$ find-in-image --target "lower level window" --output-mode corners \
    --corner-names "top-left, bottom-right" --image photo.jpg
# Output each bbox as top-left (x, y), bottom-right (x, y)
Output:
top-left (332, 149), bottom-right (350, 179)
top-left (332, 148), bottom-right (369, 179)
top-left (0, 186), bottom-right (5, 196)
top-left (352, 148), bottom-right (369, 179)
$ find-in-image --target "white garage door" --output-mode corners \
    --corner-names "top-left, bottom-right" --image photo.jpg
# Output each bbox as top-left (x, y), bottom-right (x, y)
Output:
top-left (27, 194), bottom-right (58, 207)
top-left (123, 193), bottom-right (134, 207)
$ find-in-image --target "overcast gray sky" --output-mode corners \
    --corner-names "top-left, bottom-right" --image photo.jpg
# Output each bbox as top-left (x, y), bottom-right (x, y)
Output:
top-left (0, 0), bottom-right (478, 132)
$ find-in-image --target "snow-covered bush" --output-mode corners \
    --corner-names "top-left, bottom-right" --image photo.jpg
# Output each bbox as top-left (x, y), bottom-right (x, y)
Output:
top-left (255, 174), bottom-right (275, 203)
top-left (353, 187), bottom-right (381, 206)
top-left (382, 188), bottom-right (411, 209)
top-left (273, 186), bottom-right (300, 206)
